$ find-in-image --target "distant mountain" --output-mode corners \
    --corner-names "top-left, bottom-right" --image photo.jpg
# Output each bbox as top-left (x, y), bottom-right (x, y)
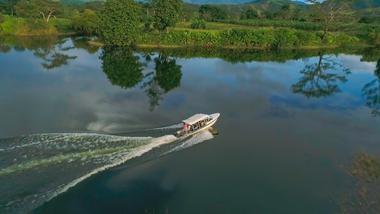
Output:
top-left (60, 0), bottom-right (380, 9)
top-left (251, 0), bottom-right (306, 5)
top-left (186, 0), bottom-right (251, 3)
top-left (351, 0), bottom-right (380, 9)
top-left (185, 0), bottom-right (307, 4)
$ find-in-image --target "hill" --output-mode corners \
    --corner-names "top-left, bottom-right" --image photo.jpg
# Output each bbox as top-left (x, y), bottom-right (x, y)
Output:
top-left (186, 0), bottom-right (306, 4)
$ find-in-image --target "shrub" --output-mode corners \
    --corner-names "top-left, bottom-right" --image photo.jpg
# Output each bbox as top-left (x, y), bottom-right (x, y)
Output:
top-left (369, 29), bottom-right (380, 46)
top-left (138, 28), bottom-right (359, 49)
top-left (71, 9), bottom-right (99, 35)
top-left (190, 19), bottom-right (206, 29)
top-left (0, 13), bottom-right (4, 23)
top-left (99, 0), bottom-right (140, 46)
top-left (152, 0), bottom-right (182, 31)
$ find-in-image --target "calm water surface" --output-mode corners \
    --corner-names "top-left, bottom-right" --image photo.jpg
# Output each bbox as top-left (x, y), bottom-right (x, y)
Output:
top-left (0, 37), bottom-right (380, 213)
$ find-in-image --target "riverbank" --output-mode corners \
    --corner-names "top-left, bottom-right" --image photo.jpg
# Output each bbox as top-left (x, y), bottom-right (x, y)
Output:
top-left (0, 16), bottom-right (74, 36)
top-left (88, 28), bottom-right (368, 50)
top-left (0, 16), bottom-right (372, 50)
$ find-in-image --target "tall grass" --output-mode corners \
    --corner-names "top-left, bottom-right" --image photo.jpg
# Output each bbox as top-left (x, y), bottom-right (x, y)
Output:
top-left (0, 16), bottom-right (72, 36)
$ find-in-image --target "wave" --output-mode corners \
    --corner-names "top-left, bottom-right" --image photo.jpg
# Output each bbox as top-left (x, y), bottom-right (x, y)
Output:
top-left (164, 130), bottom-right (214, 155)
top-left (0, 130), bottom-right (215, 214)
top-left (150, 123), bottom-right (182, 130)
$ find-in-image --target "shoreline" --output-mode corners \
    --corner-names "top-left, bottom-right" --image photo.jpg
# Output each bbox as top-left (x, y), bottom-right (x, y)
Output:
top-left (88, 40), bottom-right (373, 51)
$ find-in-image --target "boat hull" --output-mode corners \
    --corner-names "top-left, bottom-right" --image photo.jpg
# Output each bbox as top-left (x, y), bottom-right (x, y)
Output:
top-left (177, 113), bottom-right (220, 139)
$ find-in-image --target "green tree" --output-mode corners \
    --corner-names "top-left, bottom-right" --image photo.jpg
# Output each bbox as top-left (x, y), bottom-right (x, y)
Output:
top-left (71, 9), bottom-right (99, 36)
top-left (274, 4), bottom-right (300, 20)
top-left (152, 0), bottom-right (182, 31)
top-left (15, 0), bottom-right (61, 22)
top-left (190, 18), bottom-right (206, 29)
top-left (241, 7), bottom-right (262, 20)
top-left (369, 29), bottom-right (380, 46)
top-left (101, 46), bottom-right (143, 89)
top-left (199, 4), bottom-right (227, 21)
top-left (99, 0), bottom-right (140, 46)
top-left (0, 0), bottom-right (19, 15)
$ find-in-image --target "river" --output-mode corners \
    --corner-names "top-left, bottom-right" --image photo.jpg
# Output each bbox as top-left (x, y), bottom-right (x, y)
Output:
top-left (0, 37), bottom-right (380, 213)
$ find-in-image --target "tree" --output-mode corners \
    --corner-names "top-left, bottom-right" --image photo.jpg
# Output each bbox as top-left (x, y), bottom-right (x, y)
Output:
top-left (241, 7), bottom-right (262, 20)
top-left (369, 28), bottom-right (380, 46)
top-left (101, 46), bottom-right (143, 89)
top-left (71, 9), bottom-right (99, 36)
top-left (99, 0), bottom-right (140, 46)
top-left (15, 0), bottom-right (61, 22)
top-left (190, 18), bottom-right (206, 29)
top-left (152, 0), bottom-right (182, 31)
top-left (306, 0), bottom-right (354, 40)
top-left (0, 0), bottom-right (19, 16)
top-left (199, 4), bottom-right (227, 21)
top-left (274, 4), bottom-right (300, 20)
top-left (292, 53), bottom-right (351, 98)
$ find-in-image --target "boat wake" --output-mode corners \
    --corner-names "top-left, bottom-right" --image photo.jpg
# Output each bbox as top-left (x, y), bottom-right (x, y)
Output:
top-left (149, 123), bottom-right (182, 130)
top-left (164, 130), bottom-right (214, 155)
top-left (0, 130), bottom-right (215, 213)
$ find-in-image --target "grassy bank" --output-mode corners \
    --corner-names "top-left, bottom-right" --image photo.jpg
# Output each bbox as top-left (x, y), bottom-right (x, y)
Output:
top-left (0, 16), bottom-right (370, 50)
top-left (0, 16), bottom-right (73, 36)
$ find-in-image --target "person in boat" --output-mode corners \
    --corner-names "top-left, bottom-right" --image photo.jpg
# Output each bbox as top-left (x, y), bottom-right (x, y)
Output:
top-left (177, 113), bottom-right (220, 137)
top-left (183, 123), bottom-right (189, 133)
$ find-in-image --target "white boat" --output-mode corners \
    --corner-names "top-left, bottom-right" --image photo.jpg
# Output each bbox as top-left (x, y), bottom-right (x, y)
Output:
top-left (176, 113), bottom-right (220, 138)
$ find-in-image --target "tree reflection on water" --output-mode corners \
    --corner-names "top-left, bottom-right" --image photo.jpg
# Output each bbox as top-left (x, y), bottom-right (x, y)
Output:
top-left (142, 55), bottom-right (182, 111)
top-left (362, 59), bottom-right (380, 116)
top-left (292, 52), bottom-right (351, 98)
top-left (100, 47), bottom-right (182, 111)
top-left (101, 46), bottom-right (144, 89)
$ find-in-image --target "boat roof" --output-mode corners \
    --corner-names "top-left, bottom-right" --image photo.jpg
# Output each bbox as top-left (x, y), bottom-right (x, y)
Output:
top-left (183, 114), bottom-right (209, 125)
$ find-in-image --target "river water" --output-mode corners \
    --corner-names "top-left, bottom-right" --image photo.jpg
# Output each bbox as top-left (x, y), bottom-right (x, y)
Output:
top-left (0, 37), bottom-right (380, 213)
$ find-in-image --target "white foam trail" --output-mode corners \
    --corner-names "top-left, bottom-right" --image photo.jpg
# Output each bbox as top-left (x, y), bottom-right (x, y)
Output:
top-left (150, 123), bottom-right (182, 130)
top-left (164, 130), bottom-right (214, 155)
top-left (0, 133), bottom-right (149, 152)
top-left (0, 142), bottom-right (41, 152)
top-left (0, 133), bottom-right (178, 214)
top-left (44, 134), bottom-right (178, 204)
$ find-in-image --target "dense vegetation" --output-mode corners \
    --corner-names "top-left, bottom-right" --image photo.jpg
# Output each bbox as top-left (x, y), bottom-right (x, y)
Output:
top-left (0, 0), bottom-right (379, 48)
top-left (138, 28), bottom-right (359, 49)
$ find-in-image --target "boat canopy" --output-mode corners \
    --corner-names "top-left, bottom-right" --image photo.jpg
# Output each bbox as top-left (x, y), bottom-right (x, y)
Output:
top-left (183, 114), bottom-right (209, 125)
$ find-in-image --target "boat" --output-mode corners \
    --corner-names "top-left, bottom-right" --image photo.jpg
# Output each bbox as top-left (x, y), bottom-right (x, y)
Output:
top-left (176, 113), bottom-right (220, 138)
